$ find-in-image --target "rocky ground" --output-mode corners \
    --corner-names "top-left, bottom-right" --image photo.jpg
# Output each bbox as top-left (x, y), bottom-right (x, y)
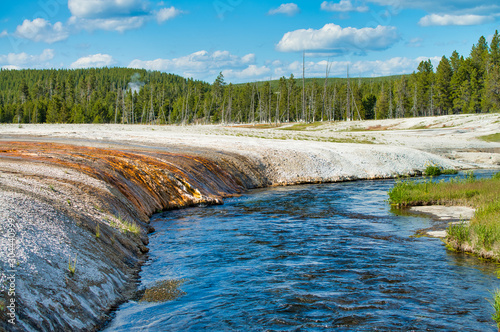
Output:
top-left (0, 114), bottom-right (498, 331)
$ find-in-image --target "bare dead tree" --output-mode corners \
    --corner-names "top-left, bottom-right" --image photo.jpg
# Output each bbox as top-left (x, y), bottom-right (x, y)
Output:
top-left (322, 59), bottom-right (332, 121)
top-left (302, 51), bottom-right (306, 122)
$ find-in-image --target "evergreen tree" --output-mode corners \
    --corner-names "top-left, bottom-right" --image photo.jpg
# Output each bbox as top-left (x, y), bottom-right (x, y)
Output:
top-left (362, 94), bottom-right (377, 120)
top-left (435, 56), bottom-right (453, 115)
top-left (470, 36), bottom-right (489, 76)
top-left (490, 30), bottom-right (500, 67)
top-left (415, 60), bottom-right (434, 116)
top-left (0, 32), bottom-right (498, 126)
top-left (450, 50), bottom-right (462, 73)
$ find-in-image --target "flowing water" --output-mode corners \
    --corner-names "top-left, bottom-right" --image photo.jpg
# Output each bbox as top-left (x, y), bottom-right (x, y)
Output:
top-left (105, 171), bottom-right (499, 331)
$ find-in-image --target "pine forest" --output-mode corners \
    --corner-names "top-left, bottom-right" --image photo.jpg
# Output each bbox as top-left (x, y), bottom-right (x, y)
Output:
top-left (1, 31), bottom-right (499, 125)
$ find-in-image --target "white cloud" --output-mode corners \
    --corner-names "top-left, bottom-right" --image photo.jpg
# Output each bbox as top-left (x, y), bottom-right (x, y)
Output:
top-left (68, 0), bottom-right (148, 19)
top-left (272, 56), bottom-right (441, 78)
top-left (418, 14), bottom-right (494, 26)
top-left (67, 1), bottom-right (184, 32)
top-left (0, 30), bottom-right (7, 38)
top-left (321, 0), bottom-right (369, 13)
top-left (2, 65), bottom-right (21, 70)
top-left (156, 7), bottom-right (183, 23)
top-left (70, 54), bottom-right (115, 69)
top-left (68, 16), bottom-right (146, 32)
top-left (276, 23), bottom-right (400, 55)
top-left (366, 0), bottom-right (500, 16)
top-left (15, 19), bottom-right (69, 43)
top-left (0, 49), bottom-right (55, 68)
top-left (268, 3), bottom-right (300, 16)
top-left (128, 50), bottom-right (257, 80)
top-left (349, 56), bottom-right (441, 76)
top-left (223, 65), bottom-right (271, 80)
top-left (406, 37), bottom-right (423, 47)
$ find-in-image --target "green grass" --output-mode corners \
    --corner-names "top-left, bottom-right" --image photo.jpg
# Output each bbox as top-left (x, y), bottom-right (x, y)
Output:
top-left (123, 220), bottom-right (141, 235)
top-left (279, 122), bottom-right (325, 131)
top-left (388, 171), bottom-right (500, 259)
top-left (114, 215), bottom-right (141, 236)
top-left (409, 125), bottom-right (430, 130)
top-left (68, 254), bottom-right (77, 276)
top-left (479, 133), bottom-right (500, 142)
top-left (424, 165), bottom-right (442, 176)
top-left (423, 163), bottom-right (458, 176)
top-left (489, 289), bottom-right (500, 330)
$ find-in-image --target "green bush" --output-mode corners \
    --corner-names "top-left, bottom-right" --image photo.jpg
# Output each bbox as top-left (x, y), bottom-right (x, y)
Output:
top-left (447, 222), bottom-right (469, 246)
top-left (424, 165), bottom-right (442, 176)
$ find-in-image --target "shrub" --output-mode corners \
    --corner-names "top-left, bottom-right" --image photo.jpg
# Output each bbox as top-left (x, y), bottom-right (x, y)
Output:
top-left (424, 165), bottom-right (442, 176)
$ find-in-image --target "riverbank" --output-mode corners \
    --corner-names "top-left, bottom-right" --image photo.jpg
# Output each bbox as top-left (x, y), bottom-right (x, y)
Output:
top-left (409, 205), bottom-right (476, 238)
top-left (388, 171), bottom-right (500, 260)
top-left (1, 114), bottom-right (499, 331)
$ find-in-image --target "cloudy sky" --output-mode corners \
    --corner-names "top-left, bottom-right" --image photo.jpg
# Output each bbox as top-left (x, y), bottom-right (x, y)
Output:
top-left (1, 0), bottom-right (499, 83)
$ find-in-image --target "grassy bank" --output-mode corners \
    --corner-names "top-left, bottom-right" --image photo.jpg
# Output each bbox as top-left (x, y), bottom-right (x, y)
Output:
top-left (388, 171), bottom-right (500, 259)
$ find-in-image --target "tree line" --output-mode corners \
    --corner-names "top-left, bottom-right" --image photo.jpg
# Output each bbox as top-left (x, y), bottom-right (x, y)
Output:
top-left (1, 31), bottom-right (499, 125)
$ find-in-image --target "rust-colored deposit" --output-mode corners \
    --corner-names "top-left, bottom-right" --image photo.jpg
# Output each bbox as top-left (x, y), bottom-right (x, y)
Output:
top-left (0, 141), bottom-right (245, 217)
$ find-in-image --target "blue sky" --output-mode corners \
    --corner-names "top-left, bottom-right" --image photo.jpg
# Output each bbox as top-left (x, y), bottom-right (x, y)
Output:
top-left (0, 0), bottom-right (499, 83)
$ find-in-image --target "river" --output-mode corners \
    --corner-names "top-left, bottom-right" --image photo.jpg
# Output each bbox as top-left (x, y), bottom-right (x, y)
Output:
top-left (104, 170), bottom-right (499, 331)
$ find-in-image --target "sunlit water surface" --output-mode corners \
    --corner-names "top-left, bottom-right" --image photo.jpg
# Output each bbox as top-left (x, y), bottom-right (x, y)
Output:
top-left (105, 170), bottom-right (499, 331)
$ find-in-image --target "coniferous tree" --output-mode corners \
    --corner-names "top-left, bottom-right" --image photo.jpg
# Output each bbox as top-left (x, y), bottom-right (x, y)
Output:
top-left (483, 31), bottom-right (500, 111)
top-left (415, 60), bottom-right (434, 116)
top-left (1, 32), bottom-right (499, 126)
top-left (435, 56), bottom-right (453, 115)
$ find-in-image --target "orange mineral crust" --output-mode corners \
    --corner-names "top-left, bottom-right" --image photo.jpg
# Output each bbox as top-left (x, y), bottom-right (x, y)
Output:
top-left (0, 141), bottom-right (249, 331)
top-left (0, 141), bottom-right (245, 216)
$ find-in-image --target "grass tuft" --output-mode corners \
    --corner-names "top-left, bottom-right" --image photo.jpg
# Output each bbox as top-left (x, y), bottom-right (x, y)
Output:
top-left (489, 289), bottom-right (500, 330)
top-left (68, 254), bottom-right (77, 276)
top-left (114, 215), bottom-right (141, 236)
top-left (123, 220), bottom-right (141, 235)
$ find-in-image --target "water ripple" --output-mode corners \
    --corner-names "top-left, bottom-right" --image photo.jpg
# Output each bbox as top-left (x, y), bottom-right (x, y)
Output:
top-left (105, 172), bottom-right (499, 332)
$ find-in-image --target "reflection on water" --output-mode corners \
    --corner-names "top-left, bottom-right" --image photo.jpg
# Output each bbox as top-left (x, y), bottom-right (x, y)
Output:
top-left (105, 170), bottom-right (499, 331)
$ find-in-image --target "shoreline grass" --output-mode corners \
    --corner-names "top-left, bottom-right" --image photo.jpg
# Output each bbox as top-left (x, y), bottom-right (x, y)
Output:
top-left (490, 289), bottom-right (500, 332)
top-left (388, 171), bottom-right (500, 259)
top-left (388, 170), bottom-right (500, 327)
